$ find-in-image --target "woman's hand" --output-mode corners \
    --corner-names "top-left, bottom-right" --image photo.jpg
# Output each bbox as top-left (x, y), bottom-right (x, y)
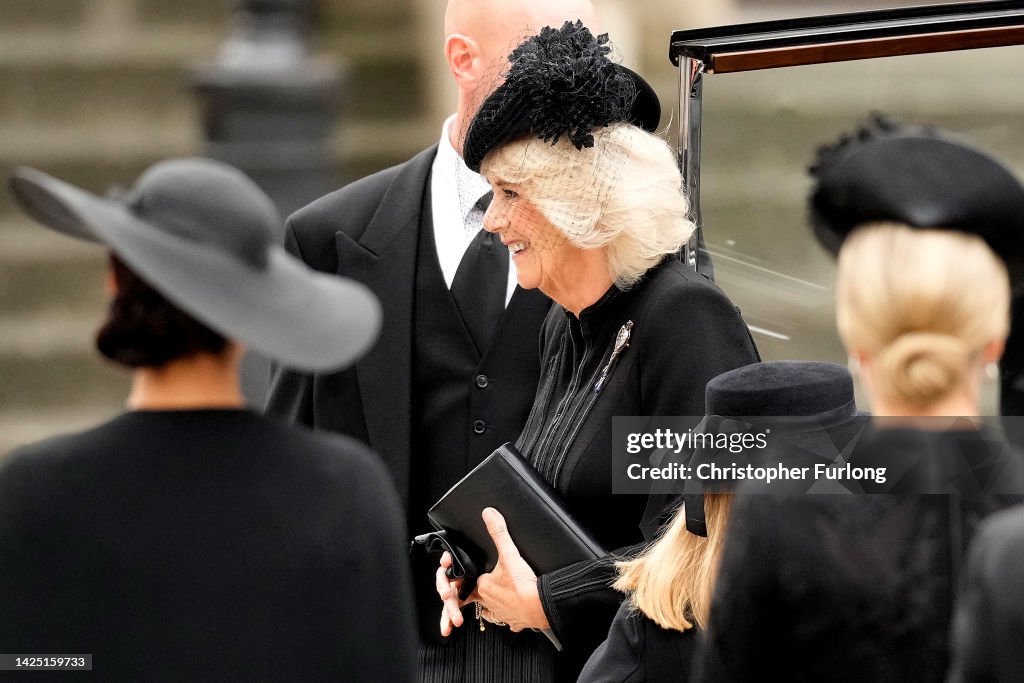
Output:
top-left (434, 507), bottom-right (550, 635)
top-left (475, 507), bottom-right (550, 633)
top-left (436, 551), bottom-right (468, 637)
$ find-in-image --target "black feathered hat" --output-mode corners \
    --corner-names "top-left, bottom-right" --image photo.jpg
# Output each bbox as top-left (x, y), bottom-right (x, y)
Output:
top-left (809, 115), bottom-right (1024, 281)
top-left (462, 20), bottom-right (661, 173)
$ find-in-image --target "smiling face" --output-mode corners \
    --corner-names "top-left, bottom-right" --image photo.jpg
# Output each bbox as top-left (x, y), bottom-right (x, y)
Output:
top-left (480, 164), bottom-right (613, 315)
top-left (481, 176), bottom-right (571, 292)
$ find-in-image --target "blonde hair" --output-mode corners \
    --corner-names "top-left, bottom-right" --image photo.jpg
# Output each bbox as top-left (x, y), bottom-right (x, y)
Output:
top-left (836, 223), bottom-right (1010, 408)
top-left (480, 123), bottom-right (694, 288)
top-left (615, 494), bottom-right (733, 632)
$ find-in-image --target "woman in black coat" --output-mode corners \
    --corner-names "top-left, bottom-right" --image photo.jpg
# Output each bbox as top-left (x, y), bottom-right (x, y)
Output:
top-left (0, 160), bottom-right (416, 682)
top-left (428, 21), bottom-right (759, 683)
top-left (695, 225), bottom-right (1024, 682)
top-left (579, 360), bottom-right (867, 683)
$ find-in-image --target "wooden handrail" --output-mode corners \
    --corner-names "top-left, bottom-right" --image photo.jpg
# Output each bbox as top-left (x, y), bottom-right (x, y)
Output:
top-left (707, 25), bottom-right (1024, 74)
top-left (670, 0), bottom-right (1024, 73)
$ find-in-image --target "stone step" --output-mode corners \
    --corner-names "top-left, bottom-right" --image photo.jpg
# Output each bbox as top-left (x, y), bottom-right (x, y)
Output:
top-left (1, 0), bottom-right (93, 29)
top-left (0, 309), bottom-right (99, 357)
top-left (0, 254), bottom-right (109, 315)
top-left (133, 0), bottom-right (411, 31)
top-left (0, 219), bottom-right (99, 264)
top-left (0, 349), bottom-right (128, 417)
top-left (1, 0), bottom-right (410, 32)
top-left (0, 31), bottom-right (422, 128)
top-left (0, 128), bottom-right (196, 220)
top-left (0, 306), bottom-right (126, 423)
top-left (0, 115), bottom-right (435, 219)
top-left (132, 0), bottom-right (231, 27)
top-left (0, 62), bottom-right (198, 129)
top-left (0, 19), bottom-right (417, 67)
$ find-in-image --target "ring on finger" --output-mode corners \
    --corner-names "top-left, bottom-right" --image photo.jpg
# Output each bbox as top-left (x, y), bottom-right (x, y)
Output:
top-left (484, 608), bottom-right (508, 627)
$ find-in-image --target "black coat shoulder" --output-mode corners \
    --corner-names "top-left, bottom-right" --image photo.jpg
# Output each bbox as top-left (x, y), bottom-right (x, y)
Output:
top-left (639, 261), bottom-right (750, 339)
top-left (283, 145), bottom-right (438, 272)
top-left (630, 260), bottom-right (760, 416)
top-left (949, 504), bottom-right (1024, 683)
top-left (579, 600), bottom-right (697, 683)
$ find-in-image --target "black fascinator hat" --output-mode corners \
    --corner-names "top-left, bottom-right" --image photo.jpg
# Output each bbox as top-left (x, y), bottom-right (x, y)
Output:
top-left (809, 114), bottom-right (1024, 281)
top-left (463, 20), bottom-right (661, 173)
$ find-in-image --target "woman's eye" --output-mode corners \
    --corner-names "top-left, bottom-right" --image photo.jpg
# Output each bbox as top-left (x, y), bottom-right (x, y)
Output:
top-left (503, 188), bottom-right (518, 199)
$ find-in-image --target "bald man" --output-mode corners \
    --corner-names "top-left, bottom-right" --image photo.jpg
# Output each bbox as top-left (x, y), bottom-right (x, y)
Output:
top-left (266, 1), bottom-right (598, 678)
top-left (444, 0), bottom-right (599, 153)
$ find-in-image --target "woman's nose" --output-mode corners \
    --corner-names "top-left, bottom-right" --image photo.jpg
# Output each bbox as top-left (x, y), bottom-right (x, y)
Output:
top-left (483, 201), bottom-right (504, 233)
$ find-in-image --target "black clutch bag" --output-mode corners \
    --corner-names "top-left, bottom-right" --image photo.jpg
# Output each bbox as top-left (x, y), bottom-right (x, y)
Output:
top-left (414, 442), bottom-right (605, 602)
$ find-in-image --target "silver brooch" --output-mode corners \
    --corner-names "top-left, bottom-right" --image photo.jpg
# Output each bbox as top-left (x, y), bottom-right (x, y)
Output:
top-left (594, 320), bottom-right (633, 393)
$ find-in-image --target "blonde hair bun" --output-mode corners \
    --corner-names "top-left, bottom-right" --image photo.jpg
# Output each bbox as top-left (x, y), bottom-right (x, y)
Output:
top-left (875, 332), bottom-right (970, 407)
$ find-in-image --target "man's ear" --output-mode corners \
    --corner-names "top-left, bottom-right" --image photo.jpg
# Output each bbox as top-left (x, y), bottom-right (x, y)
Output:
top-left (445, 33), bottom-right (482, 89)
top-left (105, 266), bottom-right (118, 295)
top-left (983, 337), bottom-right (1007, 365)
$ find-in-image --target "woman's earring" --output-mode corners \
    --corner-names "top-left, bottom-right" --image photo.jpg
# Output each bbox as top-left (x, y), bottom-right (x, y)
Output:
top-left (985, 362), bottom-right (1000, 381)
top-left (847, 355), bottom-right (861, 377)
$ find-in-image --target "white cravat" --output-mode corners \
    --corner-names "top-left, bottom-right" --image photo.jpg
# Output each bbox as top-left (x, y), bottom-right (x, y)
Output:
top-left (430, 116), bottom-right (517, 305)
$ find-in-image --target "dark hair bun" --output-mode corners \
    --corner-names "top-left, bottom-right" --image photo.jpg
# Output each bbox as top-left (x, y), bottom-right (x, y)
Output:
top-left (95, 256), bottom-right (227, 368)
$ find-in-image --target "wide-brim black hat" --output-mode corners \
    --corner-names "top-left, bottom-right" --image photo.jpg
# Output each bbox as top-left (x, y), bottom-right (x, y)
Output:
top-left (810, 121), bottom-right (1024, 279)
top-left (10, 159), bottom-right (381, 372)
top-left (463, 21), bottom-right (662, 173)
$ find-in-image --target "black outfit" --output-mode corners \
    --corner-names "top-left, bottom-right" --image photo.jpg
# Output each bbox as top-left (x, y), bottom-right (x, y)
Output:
top-left (498, 258), bottom-right (758, 681)
top-left (948, 504), bottom-right (1024, 683)
top-left (0, 410), bottom-right (415, 682)
top-left (263, 148), bottom-right (742, 681)
top-left (694, 426), bottom-right (1024, 683)
top-left (263, 146), bottom-right (551, 636)
top-left (263, 146), bottom-right (554, 683)
top-left (577, 602), bottom-right (696, 683)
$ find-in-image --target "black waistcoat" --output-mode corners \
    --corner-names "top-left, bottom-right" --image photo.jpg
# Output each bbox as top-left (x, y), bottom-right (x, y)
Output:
top-left (409, 199), bottom-right (552, 531)
top-left (409, 197), bottom-right (550, 642)
top-left (410, 216), bottom-right (480, 527)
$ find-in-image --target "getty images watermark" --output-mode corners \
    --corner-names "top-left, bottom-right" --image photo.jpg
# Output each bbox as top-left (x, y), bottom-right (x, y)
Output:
top-left (611, 416), bottom-right (1024, 495)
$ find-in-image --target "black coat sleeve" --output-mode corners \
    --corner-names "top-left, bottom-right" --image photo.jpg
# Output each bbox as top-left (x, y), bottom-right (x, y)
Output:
top-left (579, 600), bottom-right (699, 683)
top-left (577, 601), bottom-right (646, 683)
top-left (264, 164), bottom-right (404, 436)
top-left (948, 506), bottom-right (1024, 683)
top-left (636, 271), bottom-right (761, 418)
top-left (265, 219), bottom-right (317, 427)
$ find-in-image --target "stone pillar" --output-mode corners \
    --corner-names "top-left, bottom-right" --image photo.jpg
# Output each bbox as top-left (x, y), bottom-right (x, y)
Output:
top-left (191, 0), bottom-right (344, 219)
top-left (191, 0), bottom-right (345, 406)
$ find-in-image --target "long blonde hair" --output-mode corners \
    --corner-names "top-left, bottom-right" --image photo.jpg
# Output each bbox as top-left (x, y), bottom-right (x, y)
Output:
top-left (836, 223), bottom-right (1010, 408)
top-left (615, 494), bottom-right (733, 632)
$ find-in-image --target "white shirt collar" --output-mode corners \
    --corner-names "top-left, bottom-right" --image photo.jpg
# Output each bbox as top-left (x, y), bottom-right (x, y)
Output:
top-left (430, 115), bottom-right (516, 305)
top-left (434, 115), bottom-right (492, 221)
